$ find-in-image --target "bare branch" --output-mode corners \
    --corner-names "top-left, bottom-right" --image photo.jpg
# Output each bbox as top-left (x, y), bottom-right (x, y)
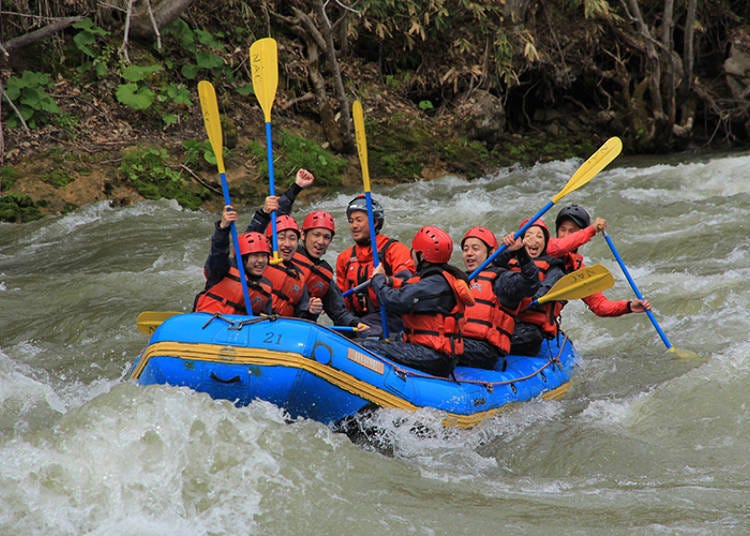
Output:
top-left (281, 92), bottom-right (316, 111)
top-left (146, 0), bottom-right (163, 50)
top-left (1, 86), bottom-right (31, 134)
top-left (118, 0), bottom-right (135, 64)
top-left (1, 16), bottom-right (84, 53)
top-left (180, 164), bottom-right (223, 195)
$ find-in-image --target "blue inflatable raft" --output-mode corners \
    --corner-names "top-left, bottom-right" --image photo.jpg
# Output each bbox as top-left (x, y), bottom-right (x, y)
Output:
top-left (129, 312), bottom-right (578, 428)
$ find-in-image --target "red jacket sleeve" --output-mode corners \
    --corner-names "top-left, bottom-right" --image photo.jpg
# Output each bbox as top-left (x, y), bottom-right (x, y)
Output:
top-left (581, 292), bottom-right (631, 317)
top-left (384, 241), bottom-right (415, 278)
top-left (546, 226), bottom-right (596, 257)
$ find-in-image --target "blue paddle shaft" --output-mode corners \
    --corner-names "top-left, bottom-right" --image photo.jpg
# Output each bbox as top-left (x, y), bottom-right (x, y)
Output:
top-left (364, 191), bottom-right (389, 339)
top-left (220, 172), bottom-right (253, 316)
top-left (603, 231), bottom-right (673, 350)
top-left (265, 121), bottom-right (279, 253)
top-left (342, 279), bottom-right (368, 298)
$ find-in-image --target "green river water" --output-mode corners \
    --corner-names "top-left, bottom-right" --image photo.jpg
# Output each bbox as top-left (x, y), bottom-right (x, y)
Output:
top-left (1, 151), bottom-right (749, 535)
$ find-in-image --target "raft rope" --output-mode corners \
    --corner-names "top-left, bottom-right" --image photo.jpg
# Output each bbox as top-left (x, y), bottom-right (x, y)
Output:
top-left (198, 313), bottom-right (570, 393)
top-left (202, 312), bottom-right (277, 330)
top-left (371, 332), bottom-right (570, 392)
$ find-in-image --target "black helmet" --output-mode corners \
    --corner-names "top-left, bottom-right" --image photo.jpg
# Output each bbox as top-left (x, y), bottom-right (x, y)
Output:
top-left (555, 204), bottom-right (591, 232)
top-left (346, 194), bottom-right (384, 231)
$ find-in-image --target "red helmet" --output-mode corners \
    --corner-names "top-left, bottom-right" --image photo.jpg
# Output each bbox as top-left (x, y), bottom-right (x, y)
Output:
top-left (302, 210), bottom-right (335, 236)
top-left (461, 226), bottom-right (498, 251)
top-left (266, 214), bottom-right (300, 238)
top-left (238, 231), bottom-right (270, 256)
top-left (412, 225), bottom-right (454, 264)
top-left (519, 217), bottom-right (550, 243)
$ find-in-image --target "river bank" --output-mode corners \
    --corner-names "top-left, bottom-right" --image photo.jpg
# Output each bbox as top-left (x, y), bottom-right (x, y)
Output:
top-left (4, 2), bottom-right (750, 224)
top-left (0, 83), bottom-right (609, 223)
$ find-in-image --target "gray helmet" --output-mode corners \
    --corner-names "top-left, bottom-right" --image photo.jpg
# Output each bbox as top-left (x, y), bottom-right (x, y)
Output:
top-left (555, 204), bottom-right (591, 232)
top-left (346, 194), bottom-right (384, 231)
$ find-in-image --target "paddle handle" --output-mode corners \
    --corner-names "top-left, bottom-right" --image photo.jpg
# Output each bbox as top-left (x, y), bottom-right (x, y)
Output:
top-left (602, 231), bottom-right (673, 350)
top-left (467, 201), bottom-right (554, 279)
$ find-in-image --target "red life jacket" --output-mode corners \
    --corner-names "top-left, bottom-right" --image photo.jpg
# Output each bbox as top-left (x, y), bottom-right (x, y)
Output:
top-left (263, 261), bottom-right (306, 317)
top-left (401, 268), bottom-right (475, 356)
top-left (338, 234), bottom-right (400, 314)
top-left (510, 257), bottom-right (562, 337)
top-left (194, 266), bottom-right (272, 315)
top-left (463, 269), bottom-right (518, 354)
top-left (292, 249), bottom-right (333, 299)
top-left (562, 251), bottom-right (584, 272)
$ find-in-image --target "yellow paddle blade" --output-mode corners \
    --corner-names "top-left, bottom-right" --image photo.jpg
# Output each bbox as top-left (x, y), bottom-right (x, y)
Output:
top-left (352, 100), bottom-right (372, 192)
top-left (536, 264), bottom-right (615, 304)
top-left (197, 80), bottom-right (226, 174)
top-left (552, 137), bottom-right (622, 203)
top-left (136, 311), bottom-right (182, 336)
top-left (668, 347), bottom-right (703, 359)
top-left (249, 37), bottom-right (279, 123)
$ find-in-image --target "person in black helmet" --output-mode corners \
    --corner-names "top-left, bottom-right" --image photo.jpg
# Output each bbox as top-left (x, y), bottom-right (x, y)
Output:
top-left (549, 204), bottom-right (651, 317)
top-left (335, 194), bottom-right (415, 338)
top-left (546, 203), bottom-right (607, 258)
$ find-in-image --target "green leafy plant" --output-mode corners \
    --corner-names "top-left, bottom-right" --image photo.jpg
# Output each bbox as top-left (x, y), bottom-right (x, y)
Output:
top-left (116, 64), bottom-right (163, 110)
top-left (54, 113), bottom-right (81, 137)
top-left (0, 166), bottom-right (18, 191)
top-left (246, 130), bottom-right (345, 187)
top-left (0, 193), bottom-right (43, 223)
top-left (157, 83), bottom-right (192, 125)
top-left (162, 20), bottom-right (230, 81)
top-left (2, 71), bottom-right (61, 128)
top-left (119, 147), bottom-right (209, 209)
top-left (72, 18), bottom-right (113, 77)
top-left (182, 139), bottom-right (221, 169)
top-left (41, 170), bottom-right (75, 188)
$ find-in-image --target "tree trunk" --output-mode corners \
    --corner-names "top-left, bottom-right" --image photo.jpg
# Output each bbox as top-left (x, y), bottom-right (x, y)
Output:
top-left (314, 0), bottom-right (354, 153)
top-left (286, 13), bottom-right (345, 153)
top-left (625, 0), bottom-right (673, 150)
top-left (129, 0), bottom-right (195, 39)
top-left (284, 7), bottom-right (349, 153)
top-left (677, 0), bottom-right (698, 135)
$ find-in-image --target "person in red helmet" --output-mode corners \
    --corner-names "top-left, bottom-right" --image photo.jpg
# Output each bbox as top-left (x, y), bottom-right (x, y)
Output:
top-left (459, 226), bottom-right (540, 369)
top-left (259, 213), bottom-right (322, 318)
top-left (361, 226), bottom-right (475, 377)
top-left (335, 194), bottom-right (415, 338)
top-left (293, 210), bottom-right (369, 331)
top-left (247, 166), bottom-right (370, 330)
top-left (193, 205), bottom-right (272, 315)
top-left (549, 204), bottom-right (651, 317)
top-left (246, 190), bottom-right (322, 318)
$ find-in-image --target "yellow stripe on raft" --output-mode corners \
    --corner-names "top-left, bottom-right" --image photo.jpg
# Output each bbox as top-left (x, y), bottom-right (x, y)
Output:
top-left (131, 341), bottom-right (570, 429)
